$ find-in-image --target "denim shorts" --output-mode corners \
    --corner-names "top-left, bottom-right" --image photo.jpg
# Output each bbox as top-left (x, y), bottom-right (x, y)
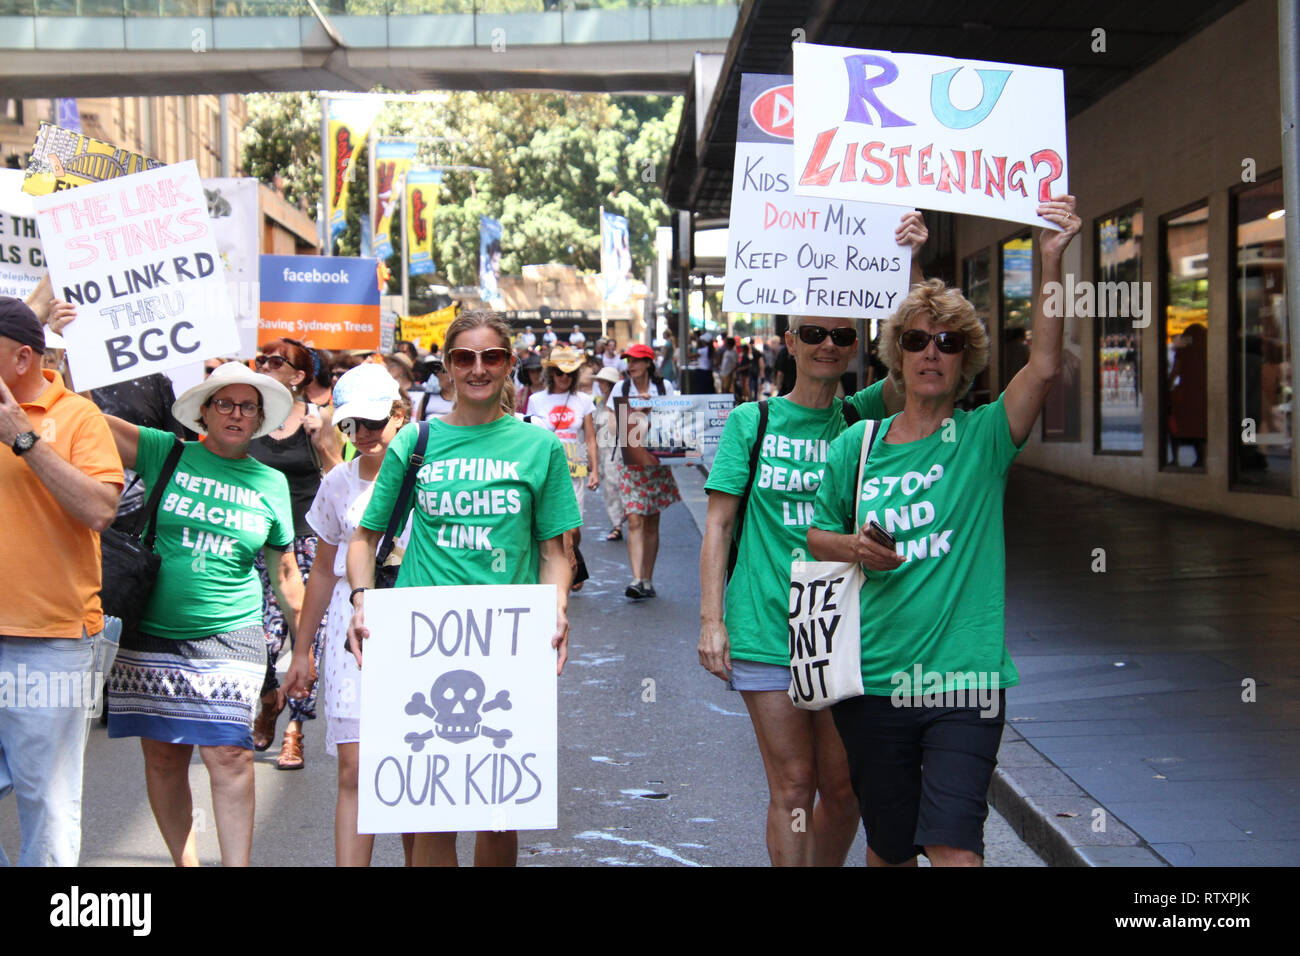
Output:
top-left (727, 658), bottom-right (791, 693)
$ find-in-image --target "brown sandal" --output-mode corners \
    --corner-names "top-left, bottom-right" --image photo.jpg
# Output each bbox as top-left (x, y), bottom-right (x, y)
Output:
top-left (275, 728), bottom-right (304, 770)
top-left (252, 692), bottom-right (283, 752)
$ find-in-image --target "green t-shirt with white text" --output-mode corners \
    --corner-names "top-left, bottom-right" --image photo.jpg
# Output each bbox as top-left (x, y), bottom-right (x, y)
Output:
top-left (135, 426), bottom-right (294, 639)
top-left (704, 380), bottom-right (887, 666)
top-left (811, 394), bottom-right (1025, 694)
top-left (360, 416), bottom-right (581, 587)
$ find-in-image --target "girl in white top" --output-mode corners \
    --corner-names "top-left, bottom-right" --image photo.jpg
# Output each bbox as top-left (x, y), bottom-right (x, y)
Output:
top-left (527, 347), bottom-right (599, 590)
top-left (284, 363), bottom-right (415, 866)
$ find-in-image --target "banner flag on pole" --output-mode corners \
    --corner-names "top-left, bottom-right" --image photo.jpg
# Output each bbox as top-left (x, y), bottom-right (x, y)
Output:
top-left (328, 98), bottom-right (384, 242)
top-left (479, 215), bottom-right (503, 303)
top-left (600, 210), bottom-right (632, 304)
top-left (372, 140), bottom-right (417, 260)
top-left (405, 169), bottom-right (442, 277)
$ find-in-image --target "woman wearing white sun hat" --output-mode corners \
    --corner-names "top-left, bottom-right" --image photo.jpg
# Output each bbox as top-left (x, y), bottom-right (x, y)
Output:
top-left (101, 360), bottom-right (303, 867)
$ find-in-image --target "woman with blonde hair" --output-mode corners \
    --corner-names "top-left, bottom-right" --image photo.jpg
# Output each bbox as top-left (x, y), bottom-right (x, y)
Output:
top-left (809, 196), bottom-right (1080, 868)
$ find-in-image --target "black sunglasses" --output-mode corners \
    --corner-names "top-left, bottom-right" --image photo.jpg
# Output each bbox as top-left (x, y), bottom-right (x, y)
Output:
top-left (796, 325), bottom-right (857, 347)
top-left (899, 329), bottom-right (967, 354)
top-left (347, 416), bottom-right (392, 432)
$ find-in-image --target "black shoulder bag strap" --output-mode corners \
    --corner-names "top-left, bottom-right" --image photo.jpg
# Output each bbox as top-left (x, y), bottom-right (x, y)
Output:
top-left (725, 399), bottom-right (769, 584)
top-left (376, 421), bottom-right (430, 567)
top-left (841, 397), bottom-right (861, 427)
top-left (139, 438), bottom-right (185, 548)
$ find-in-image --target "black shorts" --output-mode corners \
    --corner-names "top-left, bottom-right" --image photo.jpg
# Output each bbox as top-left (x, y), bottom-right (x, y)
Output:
top-left (831, 691), bottom-right (1006, 864)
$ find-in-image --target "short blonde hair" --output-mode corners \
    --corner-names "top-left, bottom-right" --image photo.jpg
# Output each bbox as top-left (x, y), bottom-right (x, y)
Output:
top-left (879, 279), bottom-right (989, 400)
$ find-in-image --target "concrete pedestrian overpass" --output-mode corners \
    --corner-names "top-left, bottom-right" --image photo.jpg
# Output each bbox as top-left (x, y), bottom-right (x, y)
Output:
top-left (0, 1), bottom-right (735, 97)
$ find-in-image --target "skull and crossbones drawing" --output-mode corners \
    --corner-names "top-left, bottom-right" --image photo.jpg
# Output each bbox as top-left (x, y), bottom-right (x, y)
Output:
top-left (404, 670), bottom-right (513, 751)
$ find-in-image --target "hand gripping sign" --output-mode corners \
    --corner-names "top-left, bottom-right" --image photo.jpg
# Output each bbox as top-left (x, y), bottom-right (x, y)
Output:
top-left (793, 44), bottom-right (1068, 229)
top-left (358, 585), bottom-right (558, 834)
top-left (32, 160), bottom-right (240, 391)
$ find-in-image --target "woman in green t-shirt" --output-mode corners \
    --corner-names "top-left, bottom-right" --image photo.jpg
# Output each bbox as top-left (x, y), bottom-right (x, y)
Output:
top-left (102, 360), bottom-right (304, 867)
top-left (808, 195), bottom-right (1081, 868)
top-left (699, 211), bottom-right (926, 866)
top-left (343, 310), bottom-right (580, 867)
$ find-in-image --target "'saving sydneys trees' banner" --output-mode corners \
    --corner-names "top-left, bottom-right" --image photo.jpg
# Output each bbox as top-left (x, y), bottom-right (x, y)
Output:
top-left (242, 91), bottom-right (681, 294)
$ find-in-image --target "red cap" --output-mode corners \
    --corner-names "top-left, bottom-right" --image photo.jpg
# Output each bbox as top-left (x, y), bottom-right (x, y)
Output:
top-left (624, 343), bottom-right (655, 359)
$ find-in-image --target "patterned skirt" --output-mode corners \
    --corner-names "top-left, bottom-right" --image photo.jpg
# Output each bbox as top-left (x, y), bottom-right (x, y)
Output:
top-left (616, 461), bottom-right (681, 515)
top-left (106, 625), bottom-right (267, 749)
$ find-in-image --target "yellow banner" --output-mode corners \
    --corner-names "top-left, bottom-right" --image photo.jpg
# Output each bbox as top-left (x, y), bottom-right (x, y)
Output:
top-left (22, 123), bottom-right (164, 196)
top-left (404, 170), bottom-right (441, 276)
top-left (372, 141), bottom-right (416, 260)
top-left (401, 304), bottom-right (457, 350)
top-left (327, 98), bottom-right (383, 242)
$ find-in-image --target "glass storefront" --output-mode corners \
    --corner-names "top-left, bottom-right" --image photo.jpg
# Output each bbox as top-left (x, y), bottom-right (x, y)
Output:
top-left (962, 249), bottom-right (993, 408)
top-left (999, 233), bottom-right (1033, 392)
top-left (1231, 175), bottom-right (1291, 493)
top-left (1095, 206), bottom-right (1144, 453)
top-left (1160, 204), bottom-right (1210, 469)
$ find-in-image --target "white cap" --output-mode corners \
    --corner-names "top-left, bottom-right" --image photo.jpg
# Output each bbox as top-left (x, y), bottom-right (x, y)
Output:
top-left (333, 362), bottom-right (401, 424)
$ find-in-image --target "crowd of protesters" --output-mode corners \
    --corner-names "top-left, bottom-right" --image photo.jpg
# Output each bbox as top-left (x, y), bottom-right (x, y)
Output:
top-left (2, 192), bottom-right (1078, 870)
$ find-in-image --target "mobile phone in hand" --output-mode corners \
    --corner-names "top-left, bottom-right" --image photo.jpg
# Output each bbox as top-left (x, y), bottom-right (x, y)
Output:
top-left (864, 520), bottom-right (896, 550)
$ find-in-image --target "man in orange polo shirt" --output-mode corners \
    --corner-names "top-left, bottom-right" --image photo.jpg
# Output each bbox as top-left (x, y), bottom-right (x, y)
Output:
top-left (0, 296), bottom-right (122, 866)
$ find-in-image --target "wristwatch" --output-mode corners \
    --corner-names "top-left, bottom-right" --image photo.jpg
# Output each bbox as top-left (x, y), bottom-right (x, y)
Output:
top-left (12, 431), bottom-right (38, 456)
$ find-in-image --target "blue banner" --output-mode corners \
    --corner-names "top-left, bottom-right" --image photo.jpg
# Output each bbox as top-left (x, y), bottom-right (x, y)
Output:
top-left (479, 215), bottom-right (503, 302)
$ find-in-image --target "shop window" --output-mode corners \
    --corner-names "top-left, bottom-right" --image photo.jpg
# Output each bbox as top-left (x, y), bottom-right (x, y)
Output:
top-left (1160, 203), bottom-right (1210, 469)
top-left (961, 248), bottom-right (992, 408)
top-left (999, 233), bottom-right (1033, 393)
top-left (1095, 205), bottom-right (1144, 453)
top-left (1230, 175), bottom-right (1291, 493)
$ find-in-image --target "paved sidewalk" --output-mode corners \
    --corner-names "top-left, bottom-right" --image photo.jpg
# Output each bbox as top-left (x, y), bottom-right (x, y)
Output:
top-left (683, 460), bottom-right (1300, 866)
top-left (997, 466), bottom-right (1300, 866)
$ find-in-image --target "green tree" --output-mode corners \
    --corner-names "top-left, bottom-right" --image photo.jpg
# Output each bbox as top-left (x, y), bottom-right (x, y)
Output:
top-left (242, 90), bottom-right (682, 292)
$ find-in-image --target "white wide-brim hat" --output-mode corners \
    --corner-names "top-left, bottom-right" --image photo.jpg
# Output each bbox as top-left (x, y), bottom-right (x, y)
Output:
top-left (172, 360), bottom-right (294, 439)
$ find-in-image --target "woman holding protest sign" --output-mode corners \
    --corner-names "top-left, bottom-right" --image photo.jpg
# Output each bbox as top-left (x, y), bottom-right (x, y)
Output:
top-left (100, 361), bottom-right (303, 867)
top-left (698, 210), bottom-right (925, 866)
top-left (807, 196), bottom-right (1080, 867)
top-left (247, 337), bottom-right (340, 769)
top-left (610, 343), bottom-right (680, 599)
top-left (281, 362), bottom-right (418, 866)
top-left (343, 309), bottom-right (580, 866)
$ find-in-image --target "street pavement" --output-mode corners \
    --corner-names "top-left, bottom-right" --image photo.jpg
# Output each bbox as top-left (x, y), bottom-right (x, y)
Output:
top-left (1, 465), bottom-right (1043, 867)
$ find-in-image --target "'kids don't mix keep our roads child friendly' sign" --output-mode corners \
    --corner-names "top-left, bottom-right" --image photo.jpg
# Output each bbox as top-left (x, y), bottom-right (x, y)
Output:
top-left (723, 73), bottom-right (912, 319)
top-left (358, 585), bottom-right (559, 834)
top-left (792, 44), bottom-right (1068, 228)
top-left (32, 160), bottom-right (240, 391)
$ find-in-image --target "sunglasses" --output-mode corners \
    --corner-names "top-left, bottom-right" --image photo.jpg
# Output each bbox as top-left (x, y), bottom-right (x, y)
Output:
top-left (208, 397), bottom-right (262, 418)
top-left (255, 354), bottom-right (300, 372)
top-left (347, 416), bottom-right (392, 433)
top-left (447, 347), bottom-right (512, 370)
top-left (796, 325), bottom-right (858, 347)
top-left (899, 329), bottom-right (967, 354)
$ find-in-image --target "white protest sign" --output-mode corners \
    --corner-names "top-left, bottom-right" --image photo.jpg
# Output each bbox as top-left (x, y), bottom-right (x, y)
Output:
top-left (608, 392), bottom-right (735, 468)
top-left (724, 74), bottom-right (911, 318)
top-left (359, 585), bottom-right (558, 834)
top-left (0, 169), bottom-right (47, 297)
top-left (202, 177), bottom-right (260, 358)
top-left (793, 44), bottom-right (1068, 228)
top-left (32, 160), bottom-right (240, 391)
